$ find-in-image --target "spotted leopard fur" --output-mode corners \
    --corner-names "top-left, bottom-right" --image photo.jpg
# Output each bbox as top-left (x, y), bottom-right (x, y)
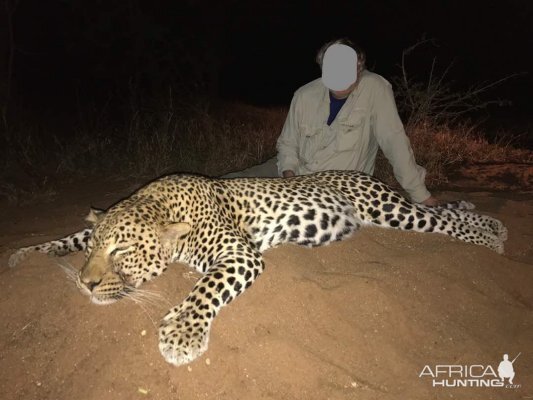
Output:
top-left (8, 171), bottom-right (507, 365)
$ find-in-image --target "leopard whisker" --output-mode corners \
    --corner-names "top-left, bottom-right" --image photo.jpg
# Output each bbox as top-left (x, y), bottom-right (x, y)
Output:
top-left (56, 260), bottom-right (79, 283)
top-left (126, 294), bottom-right (160, 309)
top-left (123, 288), bottom-right (167, 308)
top-left (122, 290), bottom-right (160, 329)
top-left (135, 300), bottom-right (158, 330)
top-left (130, 287), bottom-right (171, 306)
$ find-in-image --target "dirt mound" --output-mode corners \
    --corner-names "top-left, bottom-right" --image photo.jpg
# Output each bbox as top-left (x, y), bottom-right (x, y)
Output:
top-left (1, 189), bottom-right (532, 400)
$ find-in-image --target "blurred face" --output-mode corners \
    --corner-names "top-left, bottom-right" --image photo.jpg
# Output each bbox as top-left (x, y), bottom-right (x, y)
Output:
top-left (328, 59), bottom-right (364, 99)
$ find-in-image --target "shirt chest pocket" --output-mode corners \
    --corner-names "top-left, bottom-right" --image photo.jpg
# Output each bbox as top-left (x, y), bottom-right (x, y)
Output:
top-left (298, 125), bottom-right (323, 163)
top-left (335, 111), bottom-right (366, 152)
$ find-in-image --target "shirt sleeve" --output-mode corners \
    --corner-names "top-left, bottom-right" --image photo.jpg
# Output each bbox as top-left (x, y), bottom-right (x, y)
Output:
top-left (372, 80), bottom-right (432, 203)
top-left (276, 94), bottom-right (300, 175)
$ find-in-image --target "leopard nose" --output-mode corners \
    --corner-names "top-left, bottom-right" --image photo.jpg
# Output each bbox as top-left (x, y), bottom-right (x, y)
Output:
top-left (84, 279), bottom-right (102, 291)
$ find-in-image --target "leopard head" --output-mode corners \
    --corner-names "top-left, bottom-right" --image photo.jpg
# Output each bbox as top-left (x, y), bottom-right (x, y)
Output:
top-left (78, 207), bottom-right (190, 305)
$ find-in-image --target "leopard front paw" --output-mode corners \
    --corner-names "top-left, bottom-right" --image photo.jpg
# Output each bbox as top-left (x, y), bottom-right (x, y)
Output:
top-left (158, 310), bottom-right (210, 366)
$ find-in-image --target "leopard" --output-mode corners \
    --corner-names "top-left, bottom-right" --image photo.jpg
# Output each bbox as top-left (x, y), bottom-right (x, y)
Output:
top-left (8, 170), bottom-right (507, 366)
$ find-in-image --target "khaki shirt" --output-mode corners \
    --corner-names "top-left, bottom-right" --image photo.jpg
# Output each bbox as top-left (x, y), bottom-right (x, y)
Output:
top-left (276, 70), bottom-right (431, 203)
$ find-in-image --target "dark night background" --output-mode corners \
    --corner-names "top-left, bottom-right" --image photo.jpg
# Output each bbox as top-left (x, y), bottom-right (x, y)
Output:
top-left (1, 0), bottom-right (532, 141)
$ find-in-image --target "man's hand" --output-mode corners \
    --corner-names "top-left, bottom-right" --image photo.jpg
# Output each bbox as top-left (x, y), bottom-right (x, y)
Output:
top-left (282, 170), bottom-right (296, 178)
top-left (420, 196), bottom-right (439, 207)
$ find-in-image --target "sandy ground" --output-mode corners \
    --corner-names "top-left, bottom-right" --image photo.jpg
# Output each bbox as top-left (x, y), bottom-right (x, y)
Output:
top-left (0, 177), bottom-right (532, 400)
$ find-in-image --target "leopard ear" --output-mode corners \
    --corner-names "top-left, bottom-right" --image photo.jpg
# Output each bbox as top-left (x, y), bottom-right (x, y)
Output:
top-left (159, 222), bottom-right (191, 247)
top-left (85, 208), bottom-right (106, 226)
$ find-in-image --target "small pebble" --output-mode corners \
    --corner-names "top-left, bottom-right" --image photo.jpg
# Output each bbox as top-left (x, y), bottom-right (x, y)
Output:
top-left (141, 330), bottom-right (147, 336)
top-left (187, 366), bottom-right (192, 372)
top-left (138, 388), bottom-right (148, 395)
top-left (205, 358), bottom-right (211, 365)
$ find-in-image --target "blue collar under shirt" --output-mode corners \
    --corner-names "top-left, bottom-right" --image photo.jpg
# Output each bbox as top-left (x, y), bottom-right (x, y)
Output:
top-left (327, 92), bottom-right (348, 126)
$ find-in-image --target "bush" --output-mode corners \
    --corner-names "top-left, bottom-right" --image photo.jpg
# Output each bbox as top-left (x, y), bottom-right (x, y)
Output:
top-left (392, 39), bottom-right (516, 127)
top-left (374, 121), bottom-right (532, 187)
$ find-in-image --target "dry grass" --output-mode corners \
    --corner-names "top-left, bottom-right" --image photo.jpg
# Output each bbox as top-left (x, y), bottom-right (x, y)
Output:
top-left (118, 102), bottom-right (285, 177)
top-left (374, 121), bottom-right (532, 187)
top-left (0, 103), bottom-right (286, 203)
top-left (1, 101), bottom-right (531, 204)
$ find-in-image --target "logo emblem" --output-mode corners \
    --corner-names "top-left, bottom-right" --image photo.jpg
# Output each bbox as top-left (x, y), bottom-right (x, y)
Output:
top-left (419, 353), bottom-right (522, 389)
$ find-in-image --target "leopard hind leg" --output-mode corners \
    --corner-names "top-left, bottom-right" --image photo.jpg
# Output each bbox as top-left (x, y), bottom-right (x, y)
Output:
top-left (366, 201), bottom-right (504, 254)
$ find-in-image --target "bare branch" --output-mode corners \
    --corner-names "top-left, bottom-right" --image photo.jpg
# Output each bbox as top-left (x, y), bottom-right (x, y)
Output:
top-left (392, 37), bottom-right (521, 127)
